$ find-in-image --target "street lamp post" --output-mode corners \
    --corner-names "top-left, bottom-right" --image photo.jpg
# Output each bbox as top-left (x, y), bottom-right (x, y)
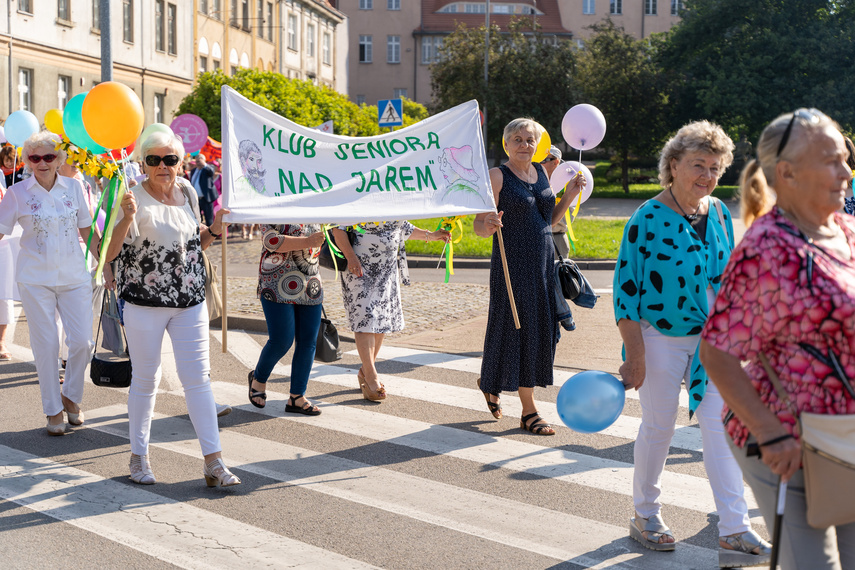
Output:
top-left (100, 0), bottom-right (112, 81)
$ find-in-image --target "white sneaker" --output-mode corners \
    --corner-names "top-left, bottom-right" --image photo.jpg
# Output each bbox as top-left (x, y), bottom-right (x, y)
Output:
top-left (215, 403), bottom-right (232, 418)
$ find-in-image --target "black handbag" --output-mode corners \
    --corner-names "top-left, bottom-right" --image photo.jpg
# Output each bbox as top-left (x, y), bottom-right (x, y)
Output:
top-left (318, 229), bottom-right (354, 271)
top-left (315, 306), bottom-right (342, 362)
top-left (90, 293), bottom-right (133, 388)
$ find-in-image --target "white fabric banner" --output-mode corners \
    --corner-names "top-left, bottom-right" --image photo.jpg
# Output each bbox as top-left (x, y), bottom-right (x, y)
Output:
top-left (221, 86), bottom-right (495, 224)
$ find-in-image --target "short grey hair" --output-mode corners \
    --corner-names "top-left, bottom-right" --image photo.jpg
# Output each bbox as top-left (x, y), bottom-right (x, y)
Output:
top-left (140, 130), bottom-right (185, 161)
top-left (658, 120), bottom-right (735, 188)
top-left (502, 118), bottom-right (542, 145)
top-left (22, 131), bottom-right (65, 170)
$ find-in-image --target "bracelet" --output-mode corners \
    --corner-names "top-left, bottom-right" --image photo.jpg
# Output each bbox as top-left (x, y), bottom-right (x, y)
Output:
top-left (207, 226), bottom-right (222, 239)
top-left (758, 434), bottom-right (795, 447)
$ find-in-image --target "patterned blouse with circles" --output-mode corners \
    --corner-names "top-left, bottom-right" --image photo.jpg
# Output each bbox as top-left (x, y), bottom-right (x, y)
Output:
top-left (256, 224), bottom-right (323, 305)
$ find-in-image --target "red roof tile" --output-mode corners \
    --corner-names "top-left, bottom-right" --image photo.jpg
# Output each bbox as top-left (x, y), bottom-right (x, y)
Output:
top-left (419, 0), bottom-right (572, 35)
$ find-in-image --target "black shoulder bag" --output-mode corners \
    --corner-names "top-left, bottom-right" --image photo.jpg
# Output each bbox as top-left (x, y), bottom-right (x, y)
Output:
top-left (90, 293), bottom-right (133, 388)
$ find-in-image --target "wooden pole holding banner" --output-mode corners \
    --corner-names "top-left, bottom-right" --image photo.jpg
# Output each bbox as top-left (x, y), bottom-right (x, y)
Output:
top-left (496, 227), bottom-right (520, 329)
top-left (221, 225), bottom-right (228, 352)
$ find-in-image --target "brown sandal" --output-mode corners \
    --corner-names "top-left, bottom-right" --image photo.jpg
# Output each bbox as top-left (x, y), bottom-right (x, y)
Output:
top-left (520, 412), bottom-right (555, 435)
top-left (476, 378), bottom-right (502, 419)
top-left (357, 368), bottom-right (386, 401)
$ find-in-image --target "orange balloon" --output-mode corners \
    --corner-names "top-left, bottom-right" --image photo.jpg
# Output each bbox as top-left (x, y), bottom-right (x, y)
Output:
top-left (81, 81), bottom-right (145, 150)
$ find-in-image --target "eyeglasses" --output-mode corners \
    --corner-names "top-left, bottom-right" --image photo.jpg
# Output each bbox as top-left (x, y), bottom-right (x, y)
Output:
top-left (541, 156), bottom-right (558, 164)
top-left (29, 154), bottom-right (57, 164)
top-left (145, 154), bottom-right (181, 167)
top-left (776, 108), bottom-right (823, 158)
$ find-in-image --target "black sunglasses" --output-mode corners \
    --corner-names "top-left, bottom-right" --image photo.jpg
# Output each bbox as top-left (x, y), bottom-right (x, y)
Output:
top-left (776, 108), bottom-right (823, 158)
top-left (29, 154), bottom-right (58, 164)
top-left (541, 156), bottom-right (558, 163)
top-left (145, 154), bottom-right (181, 167)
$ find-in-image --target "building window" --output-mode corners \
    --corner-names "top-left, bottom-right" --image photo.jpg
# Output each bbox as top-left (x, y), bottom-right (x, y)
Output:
top-left (671, 0), bottom-right (681, 15)
top-left (92, 0), bottom-right (100, 28)
top-left (213, 59), bottom-right (220, 70)
top-left (58, 75), bottom-right (71, 109)
top-left (393, 88), bottom-right (407, 99)
top-left (287, 14), bottom-right (298, 51)
top-left (18, 68), bottom-right (32, 111)
top-left (58, 0), bottom-right (70, 21)
top-left (200, 0), bottom-right (208, 13)
top-left (356, 95), bottom-right (365, 105)
top-left (359, 0), bottom-right (372, 9)
top-left (387, 35), bottom-right (400, 64)
top-left (199, 55), bottom-right (208, 72)
top-left (583, 0), bottom-right (594, 14)
top-left (155, 0), bottom-right (164, 51)
top-left (154, 93), bottom-right (165, 123)
top-left (610, 0), bottom-right (622, 15)
top-left (241, 0), bottom-right (249, 30)
top-left (266, 2), bottom-right (273, 41)
top-left (230, 0), bottom-right (238, 26)
top-left (388, 0), bottom-right (400, 9)
top-left (359, 35), bottom-right (372, 63)
top-left (19, 0), bottom-right (32, 14)
top-left (322, 32), bottom-right (331, 65)
top-left (167, 3), bottom-right (177, 54)
top-left (307, 24), bottom-right (315, 57)
top-left (421, 36), bottom-right (443, 64)
top-left (211, 0), bottom-right (220, 19)
top-left (256, 0), bottom-right (263, 37)
top-left (123, 0), bottom-right (134, 43)
top-left (645, 0), bottom-right (656, 15)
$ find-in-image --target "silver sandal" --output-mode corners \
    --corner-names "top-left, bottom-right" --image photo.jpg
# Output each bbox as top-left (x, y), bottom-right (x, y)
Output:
top-left (719, 529), bottom-right (771, 568)
top-left (629, 513), bottom-right (676, 551)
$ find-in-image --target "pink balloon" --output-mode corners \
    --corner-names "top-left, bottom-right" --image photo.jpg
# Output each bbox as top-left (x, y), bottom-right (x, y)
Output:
top-left (562, 104), bottom-right (607, 151)
top-left (170, 114), bottom-right (209, 154)
top-left (550, 161), bottom-right (594, 205)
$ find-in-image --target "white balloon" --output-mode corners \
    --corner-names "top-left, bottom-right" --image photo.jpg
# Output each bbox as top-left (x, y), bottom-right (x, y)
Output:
top-left (550, 161), bottom-right (594, 206)
top-left (562, 104), bottom-right (607, 151)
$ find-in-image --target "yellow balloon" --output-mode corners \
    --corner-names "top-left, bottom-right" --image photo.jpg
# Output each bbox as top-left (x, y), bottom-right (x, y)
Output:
top-left (502, 123), bottom-right (552, 162)
top-left (44, 108), bottom-right (64, 136)
top-left (16, 147), bottom-right (22, 157)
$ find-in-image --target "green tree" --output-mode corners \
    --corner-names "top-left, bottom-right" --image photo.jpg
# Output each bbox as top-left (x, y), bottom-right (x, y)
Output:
top-left (430, 19), bottom-right (580, 156)
top-left (576, 19), bottom-right (668, 192)
top-left (177, 69), bottom-right (430, 140)
top-left (656, 0), bottom-right (855, 142)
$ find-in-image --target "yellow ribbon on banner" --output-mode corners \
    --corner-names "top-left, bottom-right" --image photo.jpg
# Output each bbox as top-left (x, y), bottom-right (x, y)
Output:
top-left (435, 216), bottom-right (465, 282)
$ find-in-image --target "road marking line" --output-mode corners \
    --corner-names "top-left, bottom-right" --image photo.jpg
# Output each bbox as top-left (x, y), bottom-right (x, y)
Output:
top-left (342, 344), bottom-right (692, 409)
top-left (0, 444), bottom-right (377, 569)
top-left (84, 405), bottom-right (719, 569)
top-left (225, 331), bottom-right (702, 452)
top-left (201, 377), bottom-right (763, 525)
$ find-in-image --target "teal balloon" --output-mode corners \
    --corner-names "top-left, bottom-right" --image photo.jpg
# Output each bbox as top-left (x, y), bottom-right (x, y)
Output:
top-left (190, 150), bottom-right (200, 157)
top-left (63, 93), bottom-right (107, 153)
top-left (556, 371), bottom-right (625, 433)
top-left (4, 110), bottom-right (40, 147)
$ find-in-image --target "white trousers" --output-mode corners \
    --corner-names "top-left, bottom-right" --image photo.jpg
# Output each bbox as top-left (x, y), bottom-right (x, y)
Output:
top-left (0, 299), bottom-right (13, 326)
top-left (123, 301), bottom-right (220, 457)
top-left (18, 282), bottom-right (93, 416)
top-left (634, 319), bottom-right (751, 536)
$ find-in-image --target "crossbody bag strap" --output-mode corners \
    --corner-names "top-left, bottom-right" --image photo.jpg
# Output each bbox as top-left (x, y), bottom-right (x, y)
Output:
top-left (711, 197), bottom-right (730, 245)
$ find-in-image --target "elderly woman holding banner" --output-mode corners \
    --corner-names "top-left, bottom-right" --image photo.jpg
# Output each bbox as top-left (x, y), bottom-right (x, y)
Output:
top-left (0, 131), bottom-right (98, 435)
top-left (106, 131), bottom-right (238, 488)
top-left (473, 119), bottom-right (584, 435)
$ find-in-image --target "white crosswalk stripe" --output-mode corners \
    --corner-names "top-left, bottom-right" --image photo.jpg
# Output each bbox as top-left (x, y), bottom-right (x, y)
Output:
top-left (0, 320), bottom-right (765, 569)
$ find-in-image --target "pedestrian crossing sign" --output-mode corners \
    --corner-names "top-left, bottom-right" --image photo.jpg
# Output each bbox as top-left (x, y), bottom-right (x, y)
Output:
top-left (378, 98), bottom-right (403, 127)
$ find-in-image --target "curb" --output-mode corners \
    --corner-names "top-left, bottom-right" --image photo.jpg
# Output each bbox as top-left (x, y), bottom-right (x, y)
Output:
top-left (405, 256), bottom-right (616, 271)
top-left (211, 315), bottom-right (357, 343)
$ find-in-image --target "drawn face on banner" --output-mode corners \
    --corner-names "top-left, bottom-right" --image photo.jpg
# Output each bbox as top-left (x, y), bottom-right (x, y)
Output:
top-left (438, 145), bottom-right (486, 205)
top-left (237, 139), bottom-right (267, 194)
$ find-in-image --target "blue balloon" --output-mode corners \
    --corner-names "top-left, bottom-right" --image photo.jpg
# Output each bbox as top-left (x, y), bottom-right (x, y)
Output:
top-left (4, 110), bottom-right (40, 147)
top-left (62, 92), bottom-right (107, 154)
top-left (556, 370), bottom-right (626, 433)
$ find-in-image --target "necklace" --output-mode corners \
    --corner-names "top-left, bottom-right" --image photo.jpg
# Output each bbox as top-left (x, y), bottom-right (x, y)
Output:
top-left (669, 187), bottom-right (701, 221)
top-left (777, 206), bottom-right (843, 240)
top-left (507, 162), bottom-right (535, 184)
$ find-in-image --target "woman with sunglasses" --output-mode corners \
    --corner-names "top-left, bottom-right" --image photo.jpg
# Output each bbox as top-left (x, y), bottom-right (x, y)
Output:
top-left (105, 131), bottom-right (239, 488)
top-left (701, 109), bottom-right (855, 569)
top-left (0, 131), bottom-right (100, 435)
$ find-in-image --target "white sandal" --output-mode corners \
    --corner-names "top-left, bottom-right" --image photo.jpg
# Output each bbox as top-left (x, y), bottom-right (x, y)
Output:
top-left (630, 513), bottom-right (676, 551)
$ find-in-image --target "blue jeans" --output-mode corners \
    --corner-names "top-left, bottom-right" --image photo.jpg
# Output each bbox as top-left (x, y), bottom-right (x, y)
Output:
top-left (254, 299), bottom-right (321, 396)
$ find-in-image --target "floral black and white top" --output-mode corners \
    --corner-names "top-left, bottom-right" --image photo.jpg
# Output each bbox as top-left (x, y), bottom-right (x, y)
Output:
top-left (257, 224), bottom-right (323, 305)
top-left (116, 182), bottom-right (206, 308)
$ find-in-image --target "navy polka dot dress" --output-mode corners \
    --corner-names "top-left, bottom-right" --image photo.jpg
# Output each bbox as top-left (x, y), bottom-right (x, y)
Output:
top-left (480, 163), bottom-right (558, 394)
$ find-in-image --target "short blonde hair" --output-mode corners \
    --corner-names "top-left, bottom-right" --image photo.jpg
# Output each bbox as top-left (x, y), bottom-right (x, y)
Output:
top-left (658, 120), bottom-right (734, 188)
top-left (503, 118), bottom-right (542, 145)
top-left (140, 130), bottom-right (185, 161)
top-left (22, 131), bottom-right (66, 169)
top-left (739, 109), bottom-right (840, 226)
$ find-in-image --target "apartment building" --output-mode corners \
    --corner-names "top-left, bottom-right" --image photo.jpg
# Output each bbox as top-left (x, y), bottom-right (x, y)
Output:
top-left (336, 0), bottom-right (683, 107)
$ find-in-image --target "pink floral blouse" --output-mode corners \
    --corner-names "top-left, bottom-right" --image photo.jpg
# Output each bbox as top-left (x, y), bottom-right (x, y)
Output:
top-left (702, 207), bottom-right (855, 448)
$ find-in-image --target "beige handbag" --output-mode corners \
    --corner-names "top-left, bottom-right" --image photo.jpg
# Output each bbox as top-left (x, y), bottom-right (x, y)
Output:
top-left (202, 250), bottom-right (222, 321)
top-left (759, 353), bottom-right (855, 528)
